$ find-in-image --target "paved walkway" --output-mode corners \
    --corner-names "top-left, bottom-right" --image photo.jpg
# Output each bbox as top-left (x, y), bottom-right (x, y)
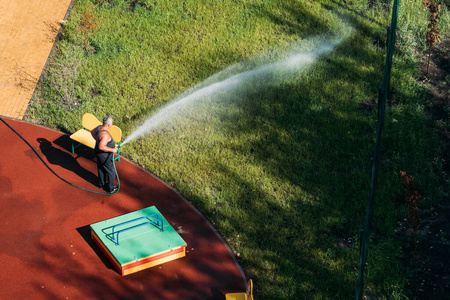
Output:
top-left (0, 117), bottom-right (246, 299)
top-left (0, 0), bottom-right (72, 119)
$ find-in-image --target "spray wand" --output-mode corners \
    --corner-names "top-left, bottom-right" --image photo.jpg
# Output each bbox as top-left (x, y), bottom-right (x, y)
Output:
top-left (116, 142), bottom-right (122, 162)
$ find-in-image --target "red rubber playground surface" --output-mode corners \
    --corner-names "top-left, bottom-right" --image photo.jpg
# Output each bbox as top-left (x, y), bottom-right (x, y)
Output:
top-left (0, 117), bottom-right (246, 299)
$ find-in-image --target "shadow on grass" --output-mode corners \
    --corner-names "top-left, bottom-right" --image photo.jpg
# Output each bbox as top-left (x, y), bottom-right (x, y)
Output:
top-left (164, 17), bottom-right (399, 299)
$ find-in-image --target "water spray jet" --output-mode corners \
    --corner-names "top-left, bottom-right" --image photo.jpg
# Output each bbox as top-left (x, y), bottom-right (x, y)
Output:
top-left (122, 34), bottom-right (347, 146)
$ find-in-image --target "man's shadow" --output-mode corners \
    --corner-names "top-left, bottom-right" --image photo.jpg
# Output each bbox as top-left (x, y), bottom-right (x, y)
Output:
top-left (37, 138), bottom-right (98, 187)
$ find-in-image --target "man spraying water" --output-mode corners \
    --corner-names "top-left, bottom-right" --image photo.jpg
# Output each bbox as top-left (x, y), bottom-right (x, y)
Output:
top-left (91, 116), bottom-right (119, 194)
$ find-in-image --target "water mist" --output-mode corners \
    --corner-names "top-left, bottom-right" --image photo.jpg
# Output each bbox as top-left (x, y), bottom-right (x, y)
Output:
top-left (122, 35), bottom-right (344, 145)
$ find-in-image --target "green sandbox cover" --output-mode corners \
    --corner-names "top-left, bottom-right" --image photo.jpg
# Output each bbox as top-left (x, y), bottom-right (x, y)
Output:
top-left (90, 206), bottom-right (187, 265)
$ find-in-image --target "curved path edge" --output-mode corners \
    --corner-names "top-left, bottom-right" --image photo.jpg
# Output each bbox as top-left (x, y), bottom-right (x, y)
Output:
top-left (0, 117), bottom-right (246, 300)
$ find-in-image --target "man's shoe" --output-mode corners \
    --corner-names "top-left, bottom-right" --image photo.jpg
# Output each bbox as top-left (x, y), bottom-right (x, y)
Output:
top-left (107, 186), bottom-right (118, 194)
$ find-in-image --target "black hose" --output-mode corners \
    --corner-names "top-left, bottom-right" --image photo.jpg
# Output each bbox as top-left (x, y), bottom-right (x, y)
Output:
top-left (0, 116), bottom-right (120, 195)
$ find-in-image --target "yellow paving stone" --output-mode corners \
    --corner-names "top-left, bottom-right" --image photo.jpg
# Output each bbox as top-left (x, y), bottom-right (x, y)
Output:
top-left (0, 0), bottom-right (72, 119)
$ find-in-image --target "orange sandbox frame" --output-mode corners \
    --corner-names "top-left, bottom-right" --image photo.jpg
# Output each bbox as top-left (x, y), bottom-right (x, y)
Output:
top-left (90, 206), bottom-right (187, 276)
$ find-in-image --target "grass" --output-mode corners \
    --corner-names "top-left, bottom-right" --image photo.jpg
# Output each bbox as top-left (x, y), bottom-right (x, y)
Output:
top-left (28, 0), bottom-right (449, 298)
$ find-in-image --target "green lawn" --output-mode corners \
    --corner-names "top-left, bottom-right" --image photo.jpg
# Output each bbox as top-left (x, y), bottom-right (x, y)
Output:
top-left (28, 0), bottom-right (449, 298)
